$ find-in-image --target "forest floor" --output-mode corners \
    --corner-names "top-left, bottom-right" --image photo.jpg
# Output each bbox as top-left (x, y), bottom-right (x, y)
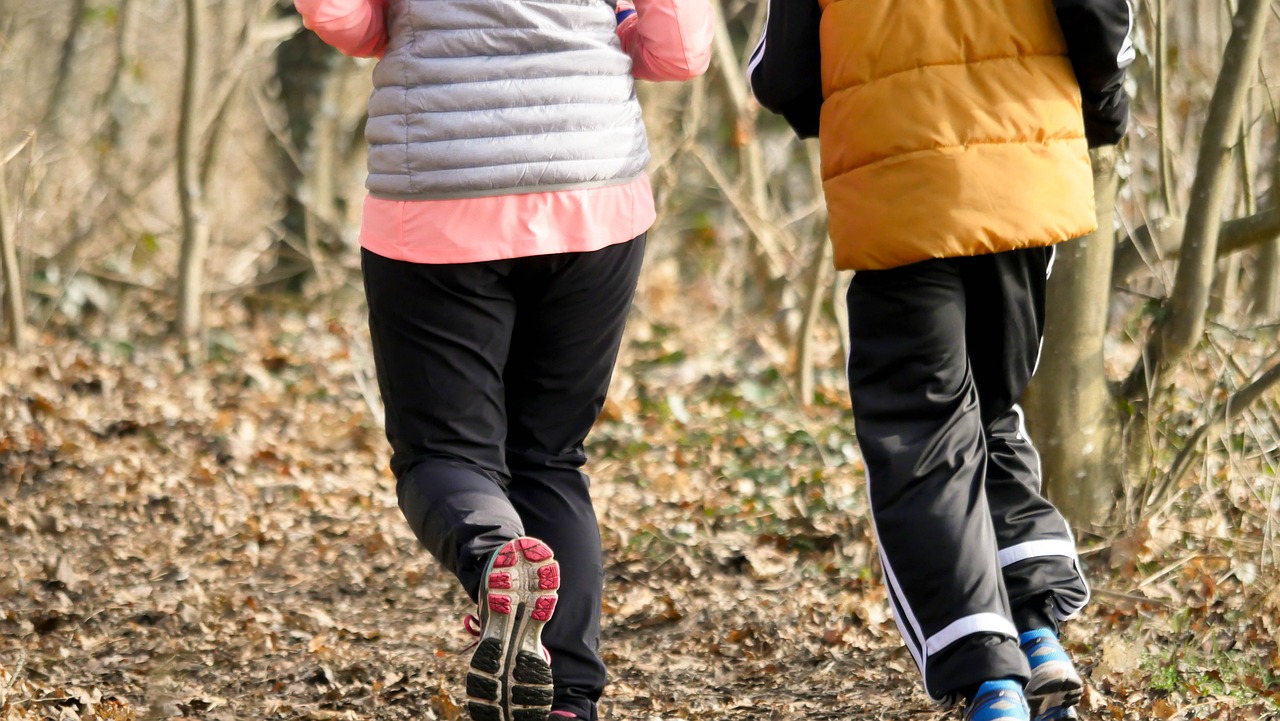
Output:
top-left (1, 300), bottom-right (1278, 721)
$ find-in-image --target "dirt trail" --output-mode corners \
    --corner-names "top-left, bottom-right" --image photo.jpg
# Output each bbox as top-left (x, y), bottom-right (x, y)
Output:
top-left (1, 324), bottom-right (1274, 720)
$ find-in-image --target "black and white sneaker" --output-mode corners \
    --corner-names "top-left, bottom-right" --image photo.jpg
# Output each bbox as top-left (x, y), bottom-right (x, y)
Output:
top-left (465, 537), bottom-right (560, 721)
top-left (1020, 629), bottom-right (1083, 721)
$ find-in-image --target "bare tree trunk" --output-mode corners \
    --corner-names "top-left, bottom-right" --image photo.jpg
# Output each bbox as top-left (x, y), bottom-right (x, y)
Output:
top-left (271, 25), bottom-right (335, 292)
top-left (98, 0), bottom-right (134, 147)
top-left (176, 0), bottom-right (211, 360)
top-left (0, 166), bottom-right (27, 351)
top-left (1253, 122), bottom-right (1280, 318)
top-left (1211, 111), bottom-right (1256, 319)
top-left (1257, 241), bottom-right (1280, 318)
top-left (1133, 0), bottom-right (1271, 393)
top-left (794, 236), bottom-right (829, 405)
top-left (708, 0), bottom-right (792, 319)
top-left (41, 0), bottom-right (88, 132)
top-left (833, 269), bottom-right (851, 364)
top-left (1208, 255), bottom-right (1241, 318)
top-left (1023, 147), bottom-right (1122, 525)
top-left (794, 142), bottom-right (830, 405)
top-left (1155, 0), bottom-right (1178, 215)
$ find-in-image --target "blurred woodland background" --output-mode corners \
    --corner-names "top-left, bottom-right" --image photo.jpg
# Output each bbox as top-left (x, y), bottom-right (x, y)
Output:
top-left (1, 0), bottom-right (1280, 719)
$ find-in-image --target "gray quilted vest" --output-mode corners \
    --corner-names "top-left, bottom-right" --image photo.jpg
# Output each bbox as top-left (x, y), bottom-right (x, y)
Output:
top-left (365, 0), bottom-right (651, 199)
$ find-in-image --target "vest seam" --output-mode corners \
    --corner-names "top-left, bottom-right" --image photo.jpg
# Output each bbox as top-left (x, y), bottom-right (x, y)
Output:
top-left (372, 134), bottom-right (637, 147)
top-left (401, 11), bottom-right (418, 194)
top-left (368, 172), bottom-right (642, 200)
top-left (385, 154), bottom-right (646, 171)
top-left (834, 52), bottom-right (1068, 93)
top-left (371, 71), bottom-right (629, 85)
top-left (825, 135), bottom-right (1086, 179)
top-left (370, 100), bottom-right (636, 115)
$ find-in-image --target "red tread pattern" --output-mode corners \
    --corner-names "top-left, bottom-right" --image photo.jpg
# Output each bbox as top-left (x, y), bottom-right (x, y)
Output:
top-left (493, 546), bottom-right (518, 568)
top-left (537, 565), bottom-right (560, 590)
top-left (531, 596), bottom-right (557, 622)
top-left (488, 594), bottom-right (512, 615)
top-left (517, 538), bottom-right (553, 562)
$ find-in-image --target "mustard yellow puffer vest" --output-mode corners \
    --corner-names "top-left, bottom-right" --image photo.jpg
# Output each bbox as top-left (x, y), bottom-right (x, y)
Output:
top-left (818, 0), bottom-right (1097, 271)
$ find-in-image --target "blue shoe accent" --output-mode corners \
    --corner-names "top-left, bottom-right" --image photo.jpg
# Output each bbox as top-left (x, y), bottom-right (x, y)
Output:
top-left (1020, 629), bottom-right (1071, 668)
top-left (1019, 629), bottom-right (1083, 721)
top-left (964, 680), bottom-right (1030, 721)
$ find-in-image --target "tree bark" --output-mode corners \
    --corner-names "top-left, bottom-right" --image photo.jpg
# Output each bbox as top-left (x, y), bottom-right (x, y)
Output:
top-left (1023, 146), bottom-right (1122, 526)
top-left (1253, 122), bottom-right (1280, 318)
top-left (794, 142), bottom-right (830, 405)
top-left (1140, 0), bottom-right (1271, 386)
top-left (1113, 208), bottom-right (1280, 284)
top-left (271, 23), bottom-right (335, 292)
top-left (1155, 0), bottom-right (1178, 215)
top-left (0, 166), bottom-right (27, 351)
top-left (41, 0), bottom-right (88, 132)
top-left (709, 0), bottom-right (792, 319)
top-left (176, 0), bottom-right (211, 360)
top-left (1211, 110), bottom-right (1255, 318)
top-left (794, 235), bottom-right (829, 406)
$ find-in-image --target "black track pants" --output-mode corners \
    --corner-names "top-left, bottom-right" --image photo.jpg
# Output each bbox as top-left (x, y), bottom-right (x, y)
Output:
top-left (845, 246), bottom-right (1090, 702)
top-left (362, 236), bottom-right (646, 721)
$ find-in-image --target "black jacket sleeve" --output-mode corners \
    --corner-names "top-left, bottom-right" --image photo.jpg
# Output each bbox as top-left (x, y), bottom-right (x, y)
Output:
top-left (1052, 0), bottom-right (1135, 147)
top-left (747, 0), bottom-right (824, 139)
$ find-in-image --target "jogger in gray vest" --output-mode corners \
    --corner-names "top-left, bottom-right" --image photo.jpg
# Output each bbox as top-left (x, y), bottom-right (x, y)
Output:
top-left (296, 0), bottom-right (714, 718)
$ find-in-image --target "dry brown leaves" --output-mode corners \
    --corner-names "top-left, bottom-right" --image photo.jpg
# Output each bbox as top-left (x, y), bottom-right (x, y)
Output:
top-left (0, 306), bottom-right (1276, 720)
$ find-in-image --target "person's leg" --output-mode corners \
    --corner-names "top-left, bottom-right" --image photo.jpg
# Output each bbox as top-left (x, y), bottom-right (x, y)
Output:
top-left (962, 246), bottom-right (1089, 719)
top-left (501, 236), bottom-right (647, 721)
top-left (846, 257), bottom-right (1028, 705)
top-left (362, 247), bottom-right (525, 600)
top-left (365, 249), bottom-right (565, 721)
top-left (961, 246), bottom-right (1090, 627)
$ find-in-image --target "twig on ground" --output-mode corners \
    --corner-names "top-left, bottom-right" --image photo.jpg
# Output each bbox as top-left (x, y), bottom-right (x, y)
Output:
top-left (2, 648), bottom-right (27, 701)
top-left (1090, 587), bottom-right (1174, 608)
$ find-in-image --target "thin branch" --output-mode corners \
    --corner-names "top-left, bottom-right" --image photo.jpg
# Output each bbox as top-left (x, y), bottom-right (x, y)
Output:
top-left (1116, 207), bottom-right (1280, 285)
top-left (1150, 352), bottom-right (1280, 512)
top-left (690, 145), bottom-right (793, 281)
top-left (1139, 0), bottom-right (1273, 388)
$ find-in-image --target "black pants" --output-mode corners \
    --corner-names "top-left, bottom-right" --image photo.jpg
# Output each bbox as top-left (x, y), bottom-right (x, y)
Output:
top-left (846, 246), bottom-right (1090, 703)
top-left (362, 236), bottom-right (646, 721)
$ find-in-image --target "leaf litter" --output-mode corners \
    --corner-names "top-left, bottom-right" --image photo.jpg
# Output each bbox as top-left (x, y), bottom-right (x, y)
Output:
top-left (0, 304), bottom-right (1277, 721)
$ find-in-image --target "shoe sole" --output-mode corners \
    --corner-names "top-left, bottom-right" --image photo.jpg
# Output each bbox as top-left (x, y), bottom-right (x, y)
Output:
top-left (466, 538), bottom-right (560, 721)
top-left (1026, 661), bottom-right (1082, 721)
top-left (1036, 707), bottom-right (1079, 721)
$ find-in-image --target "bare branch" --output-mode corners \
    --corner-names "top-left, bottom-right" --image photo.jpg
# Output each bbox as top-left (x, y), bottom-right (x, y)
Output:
top-left (1149, 352), bottom-right (1280, 512)
top-left (1114, 207), bottom-right (1280, 284)
top-left (176, 0), bottom-right (212, 360)
top-left (690, 145), bottom-right (792, 281)
top-left (1142, 0), bottom-right (1272, 382)
top-left (794, 142), bottom-right (830, 405)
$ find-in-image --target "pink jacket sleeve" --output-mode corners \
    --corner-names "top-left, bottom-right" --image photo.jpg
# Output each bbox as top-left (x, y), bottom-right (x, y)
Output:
top-left (294, 0), bottom-right (388, 58)
top-left (616, 0), bottom-right (714, 82)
